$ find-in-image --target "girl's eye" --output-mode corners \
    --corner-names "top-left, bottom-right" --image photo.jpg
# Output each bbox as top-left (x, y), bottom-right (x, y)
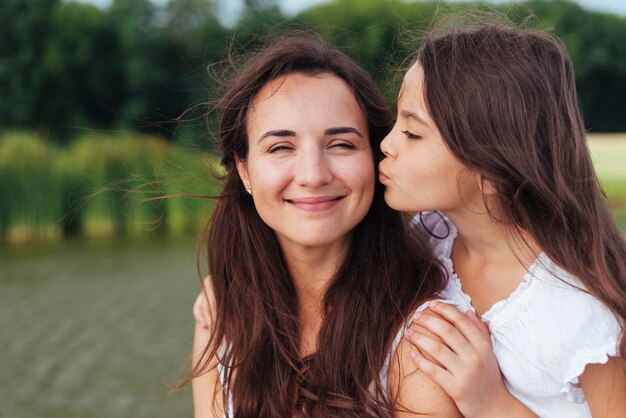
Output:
top-left (401, 130), bottom-right (421, 140)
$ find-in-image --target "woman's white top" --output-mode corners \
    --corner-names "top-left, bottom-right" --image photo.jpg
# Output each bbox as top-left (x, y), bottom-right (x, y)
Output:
top-left (416, 212), bottom-right (622, 417)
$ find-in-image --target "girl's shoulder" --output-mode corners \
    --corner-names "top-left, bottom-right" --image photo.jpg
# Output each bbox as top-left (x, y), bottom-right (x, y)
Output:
top-left (515, 255), bottom-right (621, 401)
top-left (475, 255), bottom-right (621, 406)
top-left (528, 254), bottom-right (616, 315)
top-left (516, 254), bottom-right (620, 337)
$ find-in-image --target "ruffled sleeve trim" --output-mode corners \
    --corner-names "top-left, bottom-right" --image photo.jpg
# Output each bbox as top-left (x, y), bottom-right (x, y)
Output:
top-left (561, 343), bottom-right (618, 403)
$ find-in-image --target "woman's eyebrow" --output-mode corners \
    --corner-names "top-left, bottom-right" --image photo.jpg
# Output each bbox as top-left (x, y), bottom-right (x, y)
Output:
top-left (258, 129), bottom-right (296, 143)
top-left (324, 126), bottom-right (364, 138)
top-left (258, 126), bottom-right (364, 143)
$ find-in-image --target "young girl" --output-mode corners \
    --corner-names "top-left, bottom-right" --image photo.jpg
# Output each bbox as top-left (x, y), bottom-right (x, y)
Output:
top-left (380, 23), bottom-right (626, 417)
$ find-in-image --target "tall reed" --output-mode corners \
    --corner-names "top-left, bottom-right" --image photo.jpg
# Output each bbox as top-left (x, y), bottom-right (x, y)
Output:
top-left (2, 132), bottom-right (623, 243)
top-left (0, 132), bottom-right (64, 242)
top-left (0, 132), bottom-right (216, 243)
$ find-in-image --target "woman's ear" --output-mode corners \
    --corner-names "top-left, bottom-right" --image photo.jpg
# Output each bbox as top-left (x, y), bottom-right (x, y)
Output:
top-left (234, 153), bottom-right (251, 191)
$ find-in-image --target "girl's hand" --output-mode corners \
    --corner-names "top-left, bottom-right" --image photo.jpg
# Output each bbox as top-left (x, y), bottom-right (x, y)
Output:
top-left (193, 276), bottom-right (215, 330)
top-left (404, 301), bottom-right (537, 418)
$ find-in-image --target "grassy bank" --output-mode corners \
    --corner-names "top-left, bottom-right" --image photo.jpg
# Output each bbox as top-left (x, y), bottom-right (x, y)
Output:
top-left (0, 131), bottom-right (218, 243)
top-left (1, 132), bottom-right (625, 243)
top-left (588, 134), bottom-right (626, 202)
top-left (588, 133), bottom-right (626, 226)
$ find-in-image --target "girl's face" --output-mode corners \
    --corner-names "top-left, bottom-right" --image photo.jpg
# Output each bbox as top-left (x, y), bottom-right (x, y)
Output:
top-left (379, 63), bottom-right (480, 215)
top-left (236, 72), bottom-right (374, 251)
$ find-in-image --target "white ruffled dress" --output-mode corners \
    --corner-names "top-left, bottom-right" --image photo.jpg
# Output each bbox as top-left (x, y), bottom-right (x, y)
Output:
top-left (416, 212), bottom-right (622, 417)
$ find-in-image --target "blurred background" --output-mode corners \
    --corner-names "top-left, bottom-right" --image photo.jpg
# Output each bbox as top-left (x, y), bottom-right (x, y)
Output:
top-left (1, 0), bottom-right (625, 417)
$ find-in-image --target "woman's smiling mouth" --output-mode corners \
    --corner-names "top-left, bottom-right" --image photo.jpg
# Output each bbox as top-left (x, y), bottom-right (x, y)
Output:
top-left (286, 195), bottom-right (345, 212)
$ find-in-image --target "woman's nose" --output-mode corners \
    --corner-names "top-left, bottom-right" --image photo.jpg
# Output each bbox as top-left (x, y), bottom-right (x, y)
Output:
top-left (293, 147), bottom-right (333, 187)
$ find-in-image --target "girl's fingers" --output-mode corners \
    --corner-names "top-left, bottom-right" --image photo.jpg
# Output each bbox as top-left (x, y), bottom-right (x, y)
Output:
top-left (409, 349), bottom-right (454, 391)
top-left (411, 310), bottom-right (472, 355)
top-left (193, 293), bottom-right (209, 329)
top-left (194, 275), bottom-right (216, 330)
top-left (427, 302), bottom-right (491, 349)
top-left (404, 327), bottom-right (463, 372)
top-left (465, 310), bottom-right (491, 339)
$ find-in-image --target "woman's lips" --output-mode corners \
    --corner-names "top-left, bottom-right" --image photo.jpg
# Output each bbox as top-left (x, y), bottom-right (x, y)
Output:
top-left (286, 196), bottom-right (344, 212)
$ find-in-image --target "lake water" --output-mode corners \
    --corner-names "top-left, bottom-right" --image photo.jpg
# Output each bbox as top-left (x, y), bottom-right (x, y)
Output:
top-left (0, 237), bottom-right (199, 418)
top-left (2, 223), bottom-right (625, 418)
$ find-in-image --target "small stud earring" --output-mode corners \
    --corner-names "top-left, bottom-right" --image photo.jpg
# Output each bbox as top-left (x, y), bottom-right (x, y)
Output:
top-left (245, 188), bottom-right (252, 195)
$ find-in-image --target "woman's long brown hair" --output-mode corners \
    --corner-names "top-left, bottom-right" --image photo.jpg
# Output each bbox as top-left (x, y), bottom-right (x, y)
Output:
top-left (182, 34), bottom-right (445, 417)
top-left (417, 23), bottom-right (626, 365)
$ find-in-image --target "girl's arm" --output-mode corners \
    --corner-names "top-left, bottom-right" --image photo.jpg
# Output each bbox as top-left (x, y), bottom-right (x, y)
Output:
top-left (191, 275), bottom-right (224, 418)
top-left (388, 334), bottom-right (462, 417)
top-left (580, 356), bottom-right (626, 416)
top-left (404, 302), bottom-right (538, 418)
top-left (192, 323), bottom-right (224, 418)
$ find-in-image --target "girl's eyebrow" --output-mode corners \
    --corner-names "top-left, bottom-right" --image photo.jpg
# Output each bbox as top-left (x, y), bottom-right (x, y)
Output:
top-left (324, 126), bottom-right (364, 138)
top-left (400, 110), bottom-right (430, 128)
top-left (258, 129), bottom-right (296, 143)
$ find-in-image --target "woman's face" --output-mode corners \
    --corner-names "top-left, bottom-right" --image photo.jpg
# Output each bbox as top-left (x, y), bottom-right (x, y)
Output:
top-left (236, 72), bottom-right (374, 251)
top-left (379, 63), bottom-right (480, 215)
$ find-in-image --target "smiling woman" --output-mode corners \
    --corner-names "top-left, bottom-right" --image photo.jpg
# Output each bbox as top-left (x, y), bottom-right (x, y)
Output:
top-left (236, 73), bottom-right (374, 250)
top-left (179, 34), bottom-right (459, 417)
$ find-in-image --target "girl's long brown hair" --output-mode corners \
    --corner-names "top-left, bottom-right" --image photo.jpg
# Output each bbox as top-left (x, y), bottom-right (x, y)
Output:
top-left (418, 22), bottom-right (626, 365)
top-left (183, 34), bottom-right (445, 417)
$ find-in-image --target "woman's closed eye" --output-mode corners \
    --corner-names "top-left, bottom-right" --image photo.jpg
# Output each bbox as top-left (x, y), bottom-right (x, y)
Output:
top-left (328, 140), bottom-right (357, 150)
top-left (268, 143), bottom-right (294, 153)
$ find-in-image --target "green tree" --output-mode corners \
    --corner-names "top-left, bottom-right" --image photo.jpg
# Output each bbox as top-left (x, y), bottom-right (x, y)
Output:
top-left (40, 2), bottom-right (123, 136)
top-left (298, 0), bottom-right (437, 99)
top-left (527, 0), bottom-right (626, 131)
top-left (0, 0), bottom-right (59, 131)
top-left (0, 0), bottom-right (124, 141)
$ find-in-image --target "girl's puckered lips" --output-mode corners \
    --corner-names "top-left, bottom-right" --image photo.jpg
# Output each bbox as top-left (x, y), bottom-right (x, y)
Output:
top-left (378, 163), bottom-right (390, 184)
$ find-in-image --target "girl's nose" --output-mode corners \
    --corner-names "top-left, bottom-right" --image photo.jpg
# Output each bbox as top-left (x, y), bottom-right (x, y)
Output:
top-left (380, 131), bottom-right (396, 158)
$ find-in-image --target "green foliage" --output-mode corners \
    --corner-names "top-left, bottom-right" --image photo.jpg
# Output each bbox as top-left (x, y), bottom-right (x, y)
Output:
top-left (1, 131), bottom-right (623, 244)
top-left (0, 132), bottom-right (217, 243)
top-left (2, 0), bottom-right (626, 242)
top-left (297, 0), bottom-right (437, 99)
top-left (0, 132), bottom-right (63, 242)
top-left (0, 0), bottom-right (58, 127)
top-left (2, 0), bottom-right (626, 141)
top-left (526, 0), bottom-right (626, 131)
top-left (42, 3), bottom-right (123, 133)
